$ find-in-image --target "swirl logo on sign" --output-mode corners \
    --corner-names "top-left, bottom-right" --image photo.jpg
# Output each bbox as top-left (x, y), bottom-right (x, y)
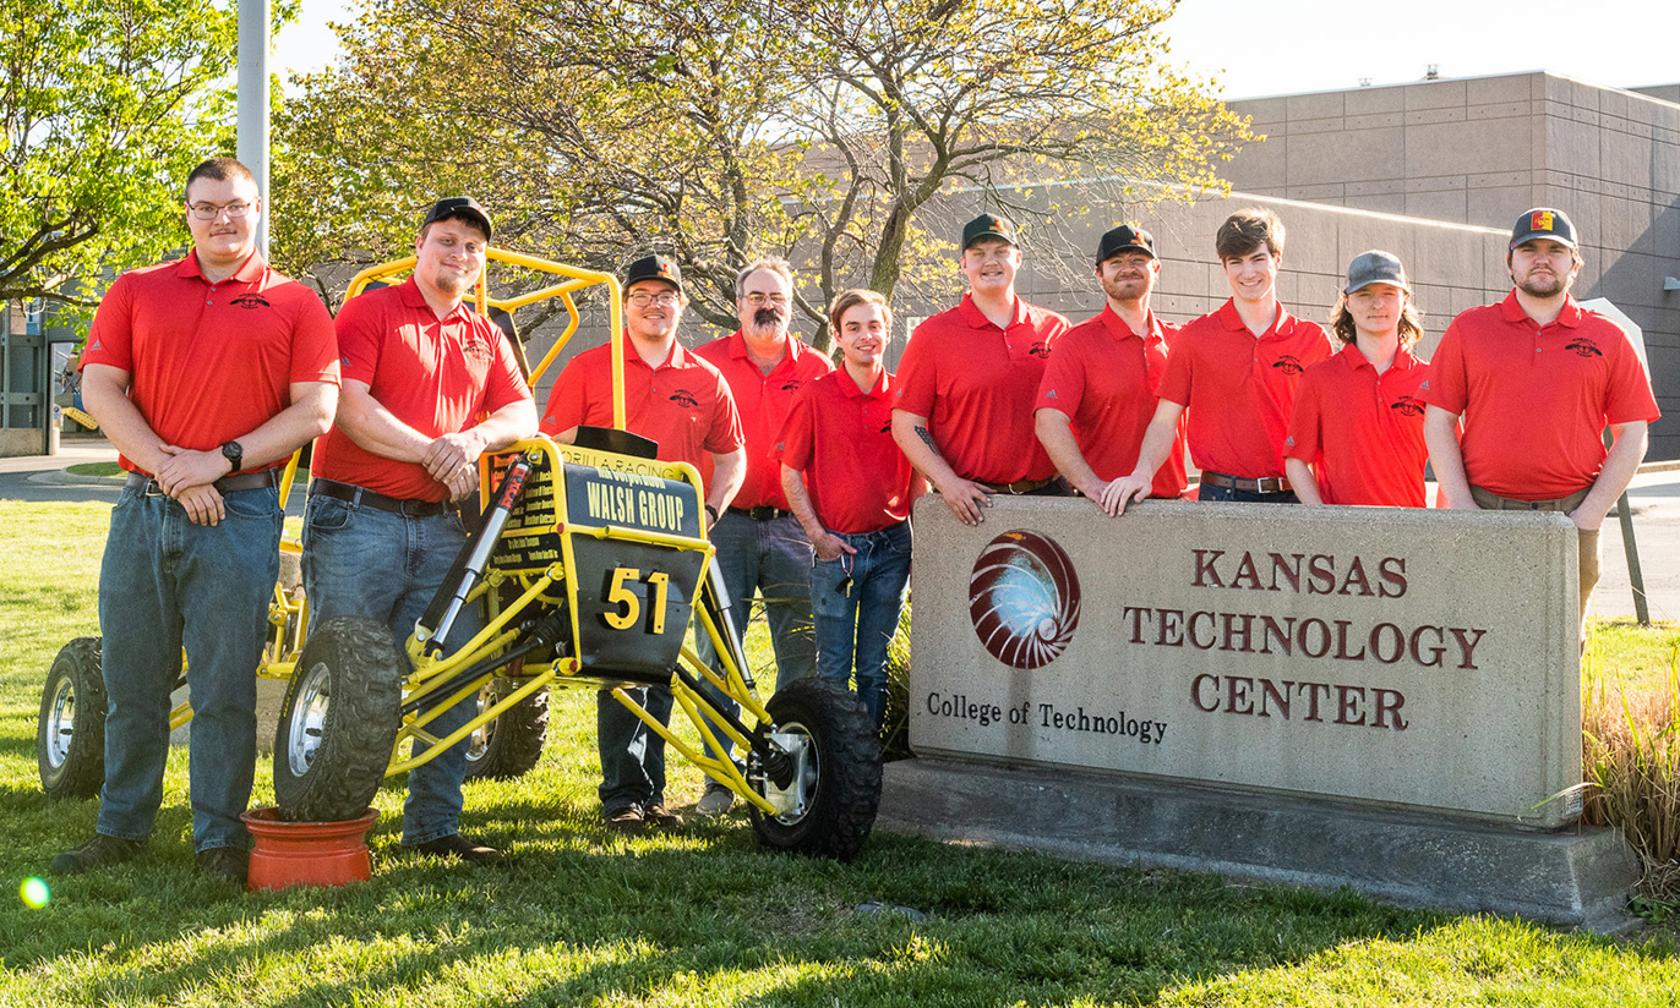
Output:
top-left (968, 530), bottom-right (1081, 669)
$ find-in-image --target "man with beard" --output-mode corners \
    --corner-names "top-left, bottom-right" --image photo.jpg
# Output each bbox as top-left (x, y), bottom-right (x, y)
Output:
top-left (1035, 224), bottom-right (1187, 515)
top-left (305, 196), bottom-right (536, 864)
top-left (892, 213), bottom-right (1070, 527)
top-left (1105, 207), bottom-right (1329, 509)
top-left (1423, 208), bottom-right (1658, 623)
top-left (691, 259), bottom-right (831, 815)
top-left (54, 157), bottom-right (339, 884)
top-left (541, 254), bottom-right (746, 832)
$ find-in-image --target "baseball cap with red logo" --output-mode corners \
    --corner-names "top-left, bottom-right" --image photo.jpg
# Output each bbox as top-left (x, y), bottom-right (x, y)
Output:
top-left (962, 213), bottom-right (1019, 250)
top-left (623, 253), bottom-right (684, 295)
top-left (1509, 207), bottom-right (1577, 250)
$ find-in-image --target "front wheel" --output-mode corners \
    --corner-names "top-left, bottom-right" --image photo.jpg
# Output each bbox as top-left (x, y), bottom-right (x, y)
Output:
top-left (38, 637), bottom-right (106, 799)
top-left (750, 677), bottom-right (882, 862)
top-left (274, 616), bottom-right (403, 822)
top-left (462, 679), bottom-right (549, 781)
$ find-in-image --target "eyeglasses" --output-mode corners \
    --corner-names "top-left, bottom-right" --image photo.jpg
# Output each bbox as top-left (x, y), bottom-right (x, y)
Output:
top-left (186, 201), bottom-right (254, 221)
top-left (742, 292), bottom-right (788, 307)
top-left (627, 291), bottom-right (680, 307)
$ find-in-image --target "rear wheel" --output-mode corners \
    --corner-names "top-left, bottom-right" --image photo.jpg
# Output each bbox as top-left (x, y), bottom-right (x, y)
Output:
top-left (274, 616), bottom-right (403, 822)
top-left (38, 637), bottom-right (106, 799)
top-left (750, 677), bottom-right (881, 862)
top-left (462, 679), bottom-right (549, 781)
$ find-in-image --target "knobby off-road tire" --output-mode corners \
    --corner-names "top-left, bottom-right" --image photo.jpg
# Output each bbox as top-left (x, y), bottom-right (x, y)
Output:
top-left (462, 679), bottom-right (550, 781)
top-left (751, 677), bottom-right (883, 862)
top-left (38, 637), bottom-right (106, 799)
top-left (274, 616), bottom-right (403, 822)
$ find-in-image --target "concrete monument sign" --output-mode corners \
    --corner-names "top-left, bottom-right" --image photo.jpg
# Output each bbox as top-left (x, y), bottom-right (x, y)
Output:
top-left (909, 497), bottom-right (1584, 828)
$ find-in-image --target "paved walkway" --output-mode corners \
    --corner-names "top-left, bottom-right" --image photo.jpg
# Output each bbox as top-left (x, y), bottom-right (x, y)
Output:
top-left (4, 440), bottom-right (1676, 621)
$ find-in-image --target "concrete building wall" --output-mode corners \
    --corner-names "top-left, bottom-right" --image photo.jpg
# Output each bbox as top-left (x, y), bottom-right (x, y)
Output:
top-left (1221, 72), bottom-right (1680, 458)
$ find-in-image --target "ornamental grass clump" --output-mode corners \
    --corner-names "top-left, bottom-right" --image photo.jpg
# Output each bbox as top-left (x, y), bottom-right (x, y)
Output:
top-left (1581, 638), bottom-right (1680, 907)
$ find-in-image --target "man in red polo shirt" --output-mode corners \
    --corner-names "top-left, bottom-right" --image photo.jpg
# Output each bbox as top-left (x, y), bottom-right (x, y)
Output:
top-left (779, 289), bottom-right (922, 731)
top-left (55, 157), bottom-right (339, 884)
top-left (691, 259), bottom-right (831, 814)
top-left (1286, 250), bottom-right (1431, 508)
top-left (1423, 208), bottom-right (1658, 622)
top-left (1036, 224), bottom-right (1186, 515)
top-left (892, 213), bottom-right (1069, 526)
top-left (541, 254), bottom-right (746, 832)
top-left (305, 196), bottom-right (536, 865)
top-left (1107, 207), bottom-right (1330, 509)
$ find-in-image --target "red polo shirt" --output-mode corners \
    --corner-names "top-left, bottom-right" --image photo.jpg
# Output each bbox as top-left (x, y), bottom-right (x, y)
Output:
top-left (1158, 299), bottom-right (1330, 479)
top-left (80, 251), bottom-right (339, 477)
top-left (893, 293), bottom-right (1068, 484)
top-left (540, 335), bottom-right (744, 468)
top-left (696, 330), bottom-right (833, 510)
top-left (312, 278), bottom-right (531, 502)
top-left (1422, 292), bottom-right (1660, 500)
top-left (1286, 344), bottom-right (1431, 507)
top-left (1035, 306), bottom-right (1186, 498)
top-left (776, 368), bottom-right (917, 534)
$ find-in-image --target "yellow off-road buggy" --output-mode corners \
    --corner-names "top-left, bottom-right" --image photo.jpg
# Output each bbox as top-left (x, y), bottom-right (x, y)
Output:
top-left (37, 249), bottom-right (883, 861)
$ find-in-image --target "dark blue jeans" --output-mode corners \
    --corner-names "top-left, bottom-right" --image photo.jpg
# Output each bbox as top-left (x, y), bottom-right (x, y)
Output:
top-left (809, 521), bottom-right (911, 731)
top-left (97, 483), bottom-right (281, 852)
top-left (1197, 483), bottom-right (1299, 504)
top-left (301, 493), bottom-right (483, 845)
top-left (693, 510), bottom-right (817, 764)
top-left (596, 685), bottom-right (674, 814)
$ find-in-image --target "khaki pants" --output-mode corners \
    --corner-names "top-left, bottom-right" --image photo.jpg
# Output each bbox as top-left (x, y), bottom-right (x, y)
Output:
top-left (1469, 485), bottom-right (1599, 622)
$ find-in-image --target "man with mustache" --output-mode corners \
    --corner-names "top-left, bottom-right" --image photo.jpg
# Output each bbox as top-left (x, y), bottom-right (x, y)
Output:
top-left (1035, 224), bottom-right (1187, 515)
top-left (55, 157), bottom-right (339, 884)
top-left (541, 254), bottom-right (747, 832)
top-left (892, 213), bottom-right (1071, 528)
top-left (1423, 207), bottom-right (1658, 623)
top-left (305, 196), bottom-right (536, 864)
top-left (691, 259), bottom-right (832, 815)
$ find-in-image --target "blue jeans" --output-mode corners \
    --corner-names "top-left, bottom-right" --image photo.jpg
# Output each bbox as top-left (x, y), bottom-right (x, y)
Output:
top-left (809, 521), bottom-right (911, 731)
top-left (301, 493), bottom-right (482, 845)
top-left (597, 685), bottom-right (673, 814)
top-left (693, 511), bottom-right (817, 765)
top-left (97, 483), bottom-right (282, 852)
top-left (1197, 483), bottom-right (1299, 504)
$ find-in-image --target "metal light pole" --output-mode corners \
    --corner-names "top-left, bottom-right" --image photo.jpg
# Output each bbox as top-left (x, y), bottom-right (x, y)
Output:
top-left (237, 0), bottom-right (270, 256)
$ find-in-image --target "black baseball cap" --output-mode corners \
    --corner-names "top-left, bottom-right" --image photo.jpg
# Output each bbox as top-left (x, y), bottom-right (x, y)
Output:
top-left (1096, 224), bottom-right (1156, 264)
top-left (422, 196), bottom-right (493, 240)
top-left (962, 213), bottom-right (1018, 250)
top-left (1509, 207), bottom-right (1577, 250)
top-left (623, 253), bottom-right (684, 295)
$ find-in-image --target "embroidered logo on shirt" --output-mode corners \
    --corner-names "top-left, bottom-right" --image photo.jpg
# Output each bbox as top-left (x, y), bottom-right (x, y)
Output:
top-left (1565, 338), bottom-right (1603, 358)
top-left (1390, 396), bottom-right (1426, 417)
top-left (1270, 355), bottom-right (1304, 376)
top-left (229, 293), bottom-right (271, 310)
top-left (780, 380), bottom-right (804, 393)
top-left (461, 334), bottom-right (494, 363)
top-left (1028, 342), bottom-right (1051, 359)
top-left (1043, 388), bottom-right (1058, 399)
top-left (669, 389), bottom-right (699, 409)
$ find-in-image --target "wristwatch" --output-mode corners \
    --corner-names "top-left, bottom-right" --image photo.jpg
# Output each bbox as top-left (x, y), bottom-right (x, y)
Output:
top-left (220, 440), bottom-right (244, 474)
top-left (705, 503), bottom-right (719, 523)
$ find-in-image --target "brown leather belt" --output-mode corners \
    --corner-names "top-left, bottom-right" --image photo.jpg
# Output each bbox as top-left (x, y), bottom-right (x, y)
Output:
top-left (126, 470), bottom-right (280, 495)
top-left (310, 478), bottom-right (452, 517)
top-left (729, 505), bottom-right (793, 521)
top-left (1200, 471), bottom-right (1292, 494)
top-left (980, 476), bottom-right (1064, 495)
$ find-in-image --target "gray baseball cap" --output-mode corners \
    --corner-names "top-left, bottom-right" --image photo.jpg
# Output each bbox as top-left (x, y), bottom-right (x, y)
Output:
top-left (1343, 250), bottom-right (1409, 295)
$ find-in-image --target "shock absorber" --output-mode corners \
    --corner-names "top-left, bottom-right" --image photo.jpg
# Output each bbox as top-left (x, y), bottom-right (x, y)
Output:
top-left (417, 454), bottom-right (534, 656)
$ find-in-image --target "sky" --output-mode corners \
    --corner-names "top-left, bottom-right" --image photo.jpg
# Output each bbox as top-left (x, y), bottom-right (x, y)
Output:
top-left (274, 0), bottom-right (1680, 98)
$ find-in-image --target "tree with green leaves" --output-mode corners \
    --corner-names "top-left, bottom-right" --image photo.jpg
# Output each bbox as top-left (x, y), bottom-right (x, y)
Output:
top-left (0, 0), bottom-right (250, 310)
top-left (273, 0), bottom-right (1249, 336)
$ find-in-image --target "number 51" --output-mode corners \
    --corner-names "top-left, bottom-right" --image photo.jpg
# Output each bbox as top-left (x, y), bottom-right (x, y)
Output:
top-left (601, 567), bottom-right (672, 634)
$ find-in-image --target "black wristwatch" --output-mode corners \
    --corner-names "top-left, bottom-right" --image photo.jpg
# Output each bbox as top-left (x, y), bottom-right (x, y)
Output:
top-left (705, 503), bottom-right (719, 523)
top-left (220, 440), bottom-right (244, 474)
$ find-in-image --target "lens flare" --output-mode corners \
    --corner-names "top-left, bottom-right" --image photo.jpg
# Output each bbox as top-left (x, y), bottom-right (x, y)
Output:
top-left (19, 876), bottom-right (50, 909)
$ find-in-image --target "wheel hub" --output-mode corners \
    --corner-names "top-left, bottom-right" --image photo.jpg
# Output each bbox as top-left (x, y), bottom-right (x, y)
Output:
top-left (44, 677), bottom-right (76, 769)
top-left (287, 662), bottom-right (333, 777)
top-left (762, 728), bottom-right (817, 822)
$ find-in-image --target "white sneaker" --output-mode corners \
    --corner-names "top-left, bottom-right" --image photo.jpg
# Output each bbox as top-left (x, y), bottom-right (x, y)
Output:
top-left (696, 784), bottom-right (735, 816)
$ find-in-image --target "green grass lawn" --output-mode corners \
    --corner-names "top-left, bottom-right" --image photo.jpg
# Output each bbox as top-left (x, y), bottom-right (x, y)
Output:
top-left (2, 500), bottom-right (1677, 1006)
top-left (62, 462), bottom-right (123, 478)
